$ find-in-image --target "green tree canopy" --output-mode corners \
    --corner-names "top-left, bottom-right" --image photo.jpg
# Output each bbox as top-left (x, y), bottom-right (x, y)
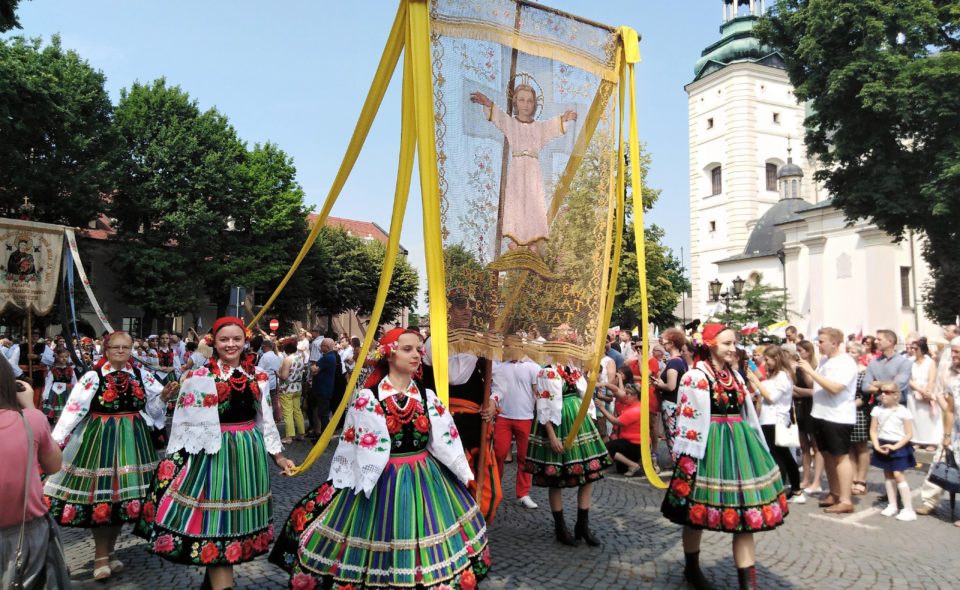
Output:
top-left (713, 273), bottom-right (790, 343)
top-left (757, 0), bottom-right (960, 323)
top-left (0, 36), bottom-right (118, 225)
top-left (612, 146), bottom-right (690, 330)
top-left (0, 0), bottom-right (26, 32)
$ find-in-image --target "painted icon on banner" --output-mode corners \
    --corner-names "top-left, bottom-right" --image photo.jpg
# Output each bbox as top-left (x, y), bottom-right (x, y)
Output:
top-left (0, 220), bottom-right (64, 314)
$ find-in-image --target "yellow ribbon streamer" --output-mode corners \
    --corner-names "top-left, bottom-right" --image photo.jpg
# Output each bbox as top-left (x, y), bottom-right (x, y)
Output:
top-left (247, 0), bottom-right (407, 330)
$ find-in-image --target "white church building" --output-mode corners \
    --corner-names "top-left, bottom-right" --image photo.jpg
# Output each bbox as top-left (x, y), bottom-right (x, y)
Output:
top-left (686, 0), bottom-right (938, 338)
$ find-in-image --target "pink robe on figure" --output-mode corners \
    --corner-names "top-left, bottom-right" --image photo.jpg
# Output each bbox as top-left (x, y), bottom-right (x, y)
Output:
top-left (484, 104), bottom-right (568, 247)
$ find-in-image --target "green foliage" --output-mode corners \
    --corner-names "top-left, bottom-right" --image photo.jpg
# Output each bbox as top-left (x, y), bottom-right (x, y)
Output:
top-left (713, 274), bottom-right (789, 343)
top-left (0, 0), bottom-right (26, 32)
top-left (305, 227), bottom-right (418, 326)
top-left (612, 146), bottom-right (690, 330)
top-left (757, 0), bottom-right (960, 323)
top-left (0, 36), bottom-right (118, 225)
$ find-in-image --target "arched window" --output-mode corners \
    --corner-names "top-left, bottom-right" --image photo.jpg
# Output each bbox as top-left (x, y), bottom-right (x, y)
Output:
top-left (765, 163), bottom-right (778, 191)
top-left (711, 166), bottom-right (722, 195)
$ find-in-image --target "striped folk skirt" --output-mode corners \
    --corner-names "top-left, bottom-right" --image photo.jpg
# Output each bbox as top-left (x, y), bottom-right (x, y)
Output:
top-left (524, 393), bottom-right (613, 488)
top-left (136, 421), bottom-right (274, 566)
top-left (44, 412), bottom-right (158, 527)
top-left (269, 451), bottom-right (490, 590)
top-left (661, 415), bottom-right (788, 533)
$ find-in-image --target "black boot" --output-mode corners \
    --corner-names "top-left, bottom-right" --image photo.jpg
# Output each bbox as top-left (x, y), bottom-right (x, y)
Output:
top-left (552, 510), bottom-right (577, 546)
top-left (737, 566), bottom-right (756, 590)
top-left (199, 570), bottom-right (211, 590)
top-left (683, 552), bottom-right (713, 590)
top-left (573, 508), bottom-right (601, 547)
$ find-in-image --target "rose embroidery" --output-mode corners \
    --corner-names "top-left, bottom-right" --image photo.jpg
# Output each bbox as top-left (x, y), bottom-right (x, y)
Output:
top-left (225, 541), bottom-right (242, 563)
top-left (685, 429), bottom-right (699, 441)
top-left (342, 427), bottom-right (356, 443)
top-left (65, 401), bottom-right (81, 413)
top-left (157, 459), bottom-right (176, 481)
top-left (721, 508), bottom-right (740, 531)
top-left (153, 534), bottom-right (175, 553)
top-left (291, 574), bottom-right (317, 590)
top-left (414, 414), bottom-right (430, 433)
top-left (291, 507), bottom-right (308, 532)
top-left (744, 508), bottom-right (763, 530)
top-left (203, 394), bottom-right (218, 407)
top-left (359, 432), bottom-right (378, 449)
top-left (92, 503), bottom-right (111, 524)
top-left (354, 397), bottom-right (369, 410)
top-left (385, 415), bottom-right (401, 435)
top-left (200, 542), bottom-right (220, 564)
top-left (688, 504), bottom-right (707, 525)
top-left (670, 479), bottom-right (691, 498)
top-left (142, 501), bottom-right (155, 523)
top-left (180, 392), bottom-right (196, 407)
top-left (449, 425), bottom-right (460, 440)
top-left (706, 507), bottom-right (721, 529)
top-left (681, 405), bottom-right (695, 418)
top-left (61, 504), bottom-right (76, 524)
top-left (678, 456), bottom-right (696, 475)
top-left (125, 500), bottom-right (141, 518)
top-left (460, 569), bottom-right (477, 590)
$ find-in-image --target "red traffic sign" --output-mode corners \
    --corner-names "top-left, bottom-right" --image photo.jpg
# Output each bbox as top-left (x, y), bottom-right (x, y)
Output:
top-left (269, 319), bottom-right (279, 331)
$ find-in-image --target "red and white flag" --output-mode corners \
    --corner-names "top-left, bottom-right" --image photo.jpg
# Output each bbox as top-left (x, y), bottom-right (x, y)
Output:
top-left (741, 321), bottom-right (759, 335)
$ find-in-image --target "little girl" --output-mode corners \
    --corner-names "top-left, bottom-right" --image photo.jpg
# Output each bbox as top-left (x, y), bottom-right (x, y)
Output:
top-left (42, 348), bottom-right (77, 425)
top-left (470, 84), bottom-right (576, 253)
top-left (869, 381), bottom-right (916, 521)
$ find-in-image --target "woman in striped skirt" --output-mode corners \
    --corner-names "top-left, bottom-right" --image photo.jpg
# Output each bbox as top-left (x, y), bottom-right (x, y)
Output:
top-left (661, 324), bottom-right (788, 590)
top-left (270, 327), bottom-right (490, 590)
top-left (136, 317), bottom-right (294, 590)
top-left (44, 331), bottom-right (178, 581)
top-left (524, 364), bottom-right (612, 547)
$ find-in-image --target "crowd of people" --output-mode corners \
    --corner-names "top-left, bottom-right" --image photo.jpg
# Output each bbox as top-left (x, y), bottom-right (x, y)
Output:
top-left (1, 314), bottom-right (959, 590)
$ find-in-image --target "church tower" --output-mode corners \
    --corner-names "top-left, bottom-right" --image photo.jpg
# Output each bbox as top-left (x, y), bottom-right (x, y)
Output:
top-left (686, 0), bottom-right (813, 320)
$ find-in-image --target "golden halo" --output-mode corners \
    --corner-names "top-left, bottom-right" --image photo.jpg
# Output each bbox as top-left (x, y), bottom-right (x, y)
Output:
top-left (508, 72), bottom-right (544, 120)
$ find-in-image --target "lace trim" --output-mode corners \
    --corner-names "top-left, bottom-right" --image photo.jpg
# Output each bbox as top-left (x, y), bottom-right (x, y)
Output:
top-left (61, 461), bottom-right (158, 477)
top-left (166, 489), bottom-right (271, 511)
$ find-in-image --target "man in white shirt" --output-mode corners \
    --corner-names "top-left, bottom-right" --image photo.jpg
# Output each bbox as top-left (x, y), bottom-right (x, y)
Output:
top-left (491, 358), bottom-right (540, 509)
top-left (258, 340), bottom-right (282, 422)
top-left (798, 327), bottom-right (859, 514)
top-left (338, 336), bottom-right (353, 375)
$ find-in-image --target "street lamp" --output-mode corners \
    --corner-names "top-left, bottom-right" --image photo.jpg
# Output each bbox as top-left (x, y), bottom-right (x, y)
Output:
top-left (708, 278), bottom-right (722, 302)
top-left (732, 275), bottom-right (745, 298)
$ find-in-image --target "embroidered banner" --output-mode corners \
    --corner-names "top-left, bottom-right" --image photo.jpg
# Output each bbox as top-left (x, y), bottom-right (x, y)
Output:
top-left (64, 228), bottom-right (114, 332)
top-left (0, 219), bottom-right (65, 315)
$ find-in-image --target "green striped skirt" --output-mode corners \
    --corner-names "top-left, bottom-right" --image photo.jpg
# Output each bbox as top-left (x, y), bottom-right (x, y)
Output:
top-left (136, 421), bottom-right (274, 566)
top-left (269, 451), bottom-right (490, 589)
top-left (661, 415), bottom-right (788, 533)
top-left (44, 412), bottom-right (158, 527)
top-left (524, 393), bottom-right (613, 488)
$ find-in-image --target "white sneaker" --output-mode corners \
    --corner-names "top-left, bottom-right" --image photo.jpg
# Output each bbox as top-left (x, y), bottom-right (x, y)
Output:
top-left (789, 492), bottom-right (807, 504)
top-left (895, 509), bottom-right (917, 521)
top-left (880, 504), bottom-right (899, 517)
top-left (518, 495), bottom-right (538, 509)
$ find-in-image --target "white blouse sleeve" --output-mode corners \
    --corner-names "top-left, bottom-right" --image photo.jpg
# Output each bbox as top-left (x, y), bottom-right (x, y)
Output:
top-left (166, 370), bottom-right (222, 454)
top-left (254, 368), bottom-right (283, 454)
top-left (330, 388), bottom-right (390, 497)
top-left (138, 367), bottom-right (168, 428)
top-left (51, 370), bottom-right (100, 444)
top-left (535, 367), bottom-right (564, 426)
top-left (425, 388), bottom-right (473, 484)
top-left (42, 370), bottom-right (54, 402)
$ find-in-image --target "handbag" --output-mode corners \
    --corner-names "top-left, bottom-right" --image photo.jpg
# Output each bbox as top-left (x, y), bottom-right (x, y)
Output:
top-left (928, 447), bottom-right (960, 494)
top-left (775, 402), bottom-right (801, 448)
top-left (2, 412), bottom-right (33, 590)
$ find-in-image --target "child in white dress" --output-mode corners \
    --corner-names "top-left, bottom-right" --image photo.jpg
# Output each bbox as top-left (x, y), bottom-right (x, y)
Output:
top-left (869, 382), bottom-right (916, 521)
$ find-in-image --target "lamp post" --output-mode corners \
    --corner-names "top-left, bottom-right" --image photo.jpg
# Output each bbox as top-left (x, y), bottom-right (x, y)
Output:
top-left (709, 276), bottom-right (744, 307)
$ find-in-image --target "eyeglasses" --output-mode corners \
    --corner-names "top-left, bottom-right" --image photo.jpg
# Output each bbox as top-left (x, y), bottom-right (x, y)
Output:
top-left (106, 345), bottom-right (132, 351)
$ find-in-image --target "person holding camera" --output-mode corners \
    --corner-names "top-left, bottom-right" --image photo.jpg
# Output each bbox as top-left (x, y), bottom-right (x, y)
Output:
top-left (0, 356), bottom-right (66, 589)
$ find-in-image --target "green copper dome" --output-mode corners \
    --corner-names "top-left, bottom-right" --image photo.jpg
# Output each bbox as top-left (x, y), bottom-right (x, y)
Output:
top-left (693, 16), bottom-right (784, 81)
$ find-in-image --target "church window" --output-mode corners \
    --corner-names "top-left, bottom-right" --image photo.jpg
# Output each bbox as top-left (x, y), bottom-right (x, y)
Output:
top-left (707, 117), bottom-right (714, 129)
top-left (766, 163), bottom-right (778, 191)
top-left (772, 112), bottom-right (780, 124)
top-left (711, 166), bottom-right (722, 195)
top-left (900, 267), bottom-right (911, 307)
top-left (709, 221), bottom-right (716, 232)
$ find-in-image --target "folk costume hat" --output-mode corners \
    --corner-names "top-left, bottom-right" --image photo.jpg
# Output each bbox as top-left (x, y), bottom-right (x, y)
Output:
top-left (701, 323), bottom-right (728, 348)
top-left (364, 327), bottom-right (422, 389)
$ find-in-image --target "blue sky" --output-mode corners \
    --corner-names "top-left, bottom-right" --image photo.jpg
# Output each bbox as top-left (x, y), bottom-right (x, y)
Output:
top-left (9, 1), bottom-right (721, 310)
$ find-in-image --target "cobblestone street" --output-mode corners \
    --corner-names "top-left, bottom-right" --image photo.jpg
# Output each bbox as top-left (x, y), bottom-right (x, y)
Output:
top-left (62, 442), bottom-right (960, 589)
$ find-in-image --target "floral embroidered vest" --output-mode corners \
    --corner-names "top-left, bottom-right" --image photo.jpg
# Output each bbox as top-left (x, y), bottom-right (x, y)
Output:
top-left (90, 368), bottom-right (147, 413)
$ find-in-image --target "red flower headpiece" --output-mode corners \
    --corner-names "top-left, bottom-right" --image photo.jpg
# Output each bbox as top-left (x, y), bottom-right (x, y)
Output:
top-left (701, 323), bottom-right (728, 348)
top-left (364, 327), bottom-right (422, 389)
top-left (205, 317), bottom-right (253, 346)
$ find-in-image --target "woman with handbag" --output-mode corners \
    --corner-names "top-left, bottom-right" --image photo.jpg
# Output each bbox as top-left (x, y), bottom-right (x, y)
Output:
top-left (937, 337), bottom-right (960, 526)
top-left (0, 356), bottom-right (68, 589)
top-left (747, 345), bottom-right (802, 502)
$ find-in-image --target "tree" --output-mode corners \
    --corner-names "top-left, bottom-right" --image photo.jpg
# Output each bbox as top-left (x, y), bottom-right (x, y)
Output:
top-left (0, 36), bottom-right (118, 225)
top-left (0, 0), bottom-right (26, 32)
top-left (353, 240), bottom-right (419, 325)
top-left (713, 274), bottom-right (790, 343)
top-left (757, 1), bottom-right (960, 323)
top-left (110, 79), bottom-right (249, 326)
top-left (612, 147), bottom-right (690, 330)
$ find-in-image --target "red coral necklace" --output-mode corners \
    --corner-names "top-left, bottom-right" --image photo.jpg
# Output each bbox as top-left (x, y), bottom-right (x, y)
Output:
top-left (385, 394), bottom-right (418, 423)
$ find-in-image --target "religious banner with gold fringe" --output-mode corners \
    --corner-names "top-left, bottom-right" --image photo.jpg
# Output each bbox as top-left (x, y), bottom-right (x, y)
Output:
top-left (0, 218), bottom-right (64, 315)
top-left (247, 0), bottom-right (664, 488)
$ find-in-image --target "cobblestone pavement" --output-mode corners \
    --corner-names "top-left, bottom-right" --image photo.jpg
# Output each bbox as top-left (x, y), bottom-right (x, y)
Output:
top-left (62, 442), bottom-right (960, 589)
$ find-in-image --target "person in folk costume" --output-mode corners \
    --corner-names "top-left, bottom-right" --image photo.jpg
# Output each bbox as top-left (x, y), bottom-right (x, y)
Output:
top-left (524, 362), bottom-right (613, 547)
top-left (42, 347), bottom-right (78, 425)
top-left (155, 331), bottom-right (182, 385)
top-left (421, 287), bottom-right (502, 521)
top-left (43, 331), bottom-right (179, 581)
top-left (134, 317), bottom-right (293, 590)
top-left (270, 328), bottom-right (490, 590)
top-left (660, 324), bottom-right (788, 590)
